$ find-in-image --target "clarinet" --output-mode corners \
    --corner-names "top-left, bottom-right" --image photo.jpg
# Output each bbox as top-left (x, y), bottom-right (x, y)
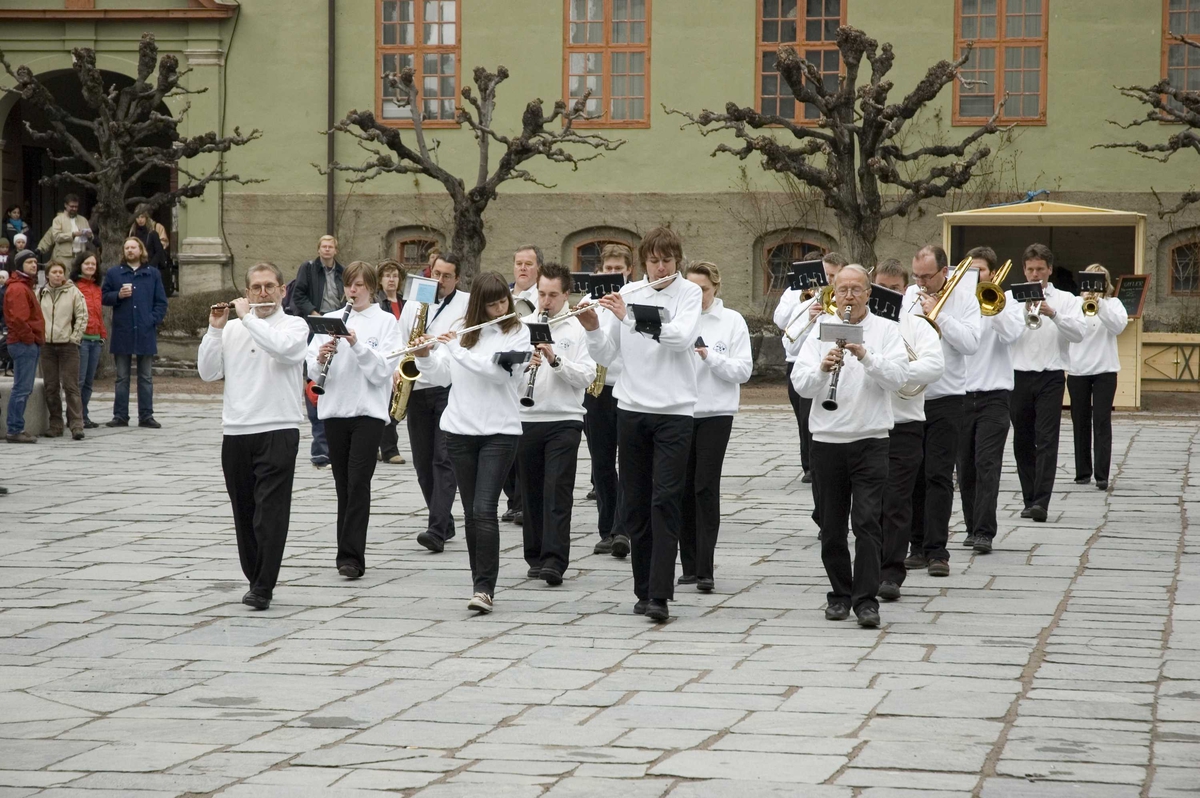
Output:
top-left (821, 305), bottom-right (854, 412)
top-left (311, 303), bottom-right (353, 396)
top-left (520, 310), bottom-right (550, 408)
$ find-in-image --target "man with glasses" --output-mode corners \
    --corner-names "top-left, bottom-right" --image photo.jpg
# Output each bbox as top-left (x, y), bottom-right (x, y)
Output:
top-left (792, 265), bottom-right (909, 628)
top-left (903, 245), bottom-right (981, 578)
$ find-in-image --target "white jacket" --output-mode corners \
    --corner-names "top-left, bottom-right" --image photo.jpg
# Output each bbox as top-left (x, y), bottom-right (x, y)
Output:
top-left (198, 308), bottom-right (310, 435)
top-left (965, 300), bottom-right (1025, 392)
top-left (1069, 296), bottom-right (1128, 376)
top-left (305, 304), bottom-right (402, 422)
top-left (398, 289), bottom-right (470, 391)
top-left (775, 288), bottom-right (806, 364)
top-left (520, 308), bottom-right (595, 423)
top-left (792, 310), bottom-right (909, 443)
top-left (418, 320), bottom-right (532, 436)
top-left (1008, 284), bottom-right (1086, 372)
top-left (694, 299), bottom-right (753, 418)
top-left (891, 313), bottom-right (945, 425)
top-left (903, 283), bottom-right (981, 400)
top-left (585, 274), bottom-right (703, 416)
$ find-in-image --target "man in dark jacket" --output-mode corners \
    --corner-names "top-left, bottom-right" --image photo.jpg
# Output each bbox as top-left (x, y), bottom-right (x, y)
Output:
top-left (4, 250), bottom-right (45, 443)
top-left (291, 234), bottom-right (344, 468)
top-left (101, 237), bottom-right (169, 428)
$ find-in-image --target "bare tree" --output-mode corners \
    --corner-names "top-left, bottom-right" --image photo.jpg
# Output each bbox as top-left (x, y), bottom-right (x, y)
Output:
top-left (0, 33), bottom-right (260, 264)
top-left (321, 65), bottom-right (623, 280)
top-left (1096, 34), bottom-right (1200, 217)
top-left (668, 26), bottom-right (1006, 268)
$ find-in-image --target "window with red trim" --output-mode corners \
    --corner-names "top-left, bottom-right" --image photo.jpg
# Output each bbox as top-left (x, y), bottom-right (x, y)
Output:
top-left (757, 0), bottom-right (845, 123)
top-left (953, 0), bottom-right (1047, 125)
top-left (377, 0), bottom-right (461, 127)
top-left (765, 240), bottom-right (828, 296)
top-left (564, 0), bottom-right (651, 128)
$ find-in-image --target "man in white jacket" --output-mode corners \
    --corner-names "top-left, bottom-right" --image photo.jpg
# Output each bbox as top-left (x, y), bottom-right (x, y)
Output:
top-left (198, 263), bottom-right (309, 610)
top-left (578, 227), bottom-right (702, 623)
top-left (519, 263), bottom-right (597, 586)
top-left (792, 265), bottom-right (909, 628)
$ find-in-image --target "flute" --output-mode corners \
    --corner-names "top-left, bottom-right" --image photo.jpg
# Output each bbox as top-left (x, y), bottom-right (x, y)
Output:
top-left (385, 312), bottom-right (519, 359)
top-left (549, 272), bottom-right (679, 326)
top-left (210, 301), bottom-right (276, 310)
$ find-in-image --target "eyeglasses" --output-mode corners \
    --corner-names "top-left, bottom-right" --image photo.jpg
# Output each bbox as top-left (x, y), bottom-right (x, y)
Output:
top-left (834, 286), bottom-right (866, 298)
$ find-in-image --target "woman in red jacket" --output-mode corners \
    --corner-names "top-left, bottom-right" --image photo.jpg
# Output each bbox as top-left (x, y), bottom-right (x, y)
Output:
top-left (4, 250), bottom-right (45, 443)
top-left (71, 250), bottom-right (106, 429)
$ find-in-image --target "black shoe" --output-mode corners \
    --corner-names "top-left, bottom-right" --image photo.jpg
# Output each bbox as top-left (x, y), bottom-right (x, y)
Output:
top-left (586, 489), bottom-right (597, 501)
top-left (973, 537), bottom-right (993, 554)
top-left (417, 531), bottom-right (445, 553)
top-left (1020, 507), bottom-right (1035, 519)
top-left (593, 537), bottom-right (614, 555)
top-left (801, 470), bottom-right (813, 484)
top-left (540, 566), bottom-right (564, 586)
top-left (856, 607), bottom-right (881, 628)
top-left (512, 511), bottom-right (524, 526)
top-left (501, 508), bottom-right (516, 523)
top-left (903, 553), bottom-right (927, 570)
top-left (72, 430), bottom-right (85, 441)
top-left (337, 564), bottom-right (363, 579)
top-left (83, 420), bottom-right (99, 429)
top-left (610, 534), bottom-right (630, 559)
top-left (646, 599), bottom-right (669, 622)
top-left (697, 577), bottom-right (715, 593)
top-left (527, 566), bottom-right (541, 579)
top-left (1095, 479), bottom-right (1109, 491)
top-left (878, 581), bottom-right (901, 601)
top-left (1074, 476), bottom-right (1091, 485)
top-left (138, 417), bottom-right (161, 429)
top-left (633, 599), bottom-right (648, 615)
top-left (105, 419), bottom-right (128, 428)
top-left (825, 603), bottom-right (850, 621)
top-left (963, 534), bottom-right (977, 548)
top-left (677, 574), bottom-right (697, 585)
top-left (1029, 506), bottom-right (1048, 522)
top-left (242, 590), bottom-right (270, 610)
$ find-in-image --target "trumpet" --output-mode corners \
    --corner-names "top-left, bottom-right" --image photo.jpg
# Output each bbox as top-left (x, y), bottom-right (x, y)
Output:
top-left (521, 310), bottom-right (551, 407)
top-left (784, 285), bottom-right (837, 343)
top-left (821, 305), bottom-right (854, 412)
top-left (1025, 300), bottom-right (1043, 329)
top-left (1082, 293), bottom-right (1100, 316)
top-left (311, 303), bottom-right (353, 396)
top-left (976, 259), bottom-right (1012, 316)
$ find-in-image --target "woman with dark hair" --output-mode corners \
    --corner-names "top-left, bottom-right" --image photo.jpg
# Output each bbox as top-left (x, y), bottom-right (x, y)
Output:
top-left (413, 271), bottom-right (530, 613)
top-left (375, 259), bottom-right (407, 465)
top-left (4, 205), bottom-right (27, 243)
top-left (70, 250), bottom-right (107, 428)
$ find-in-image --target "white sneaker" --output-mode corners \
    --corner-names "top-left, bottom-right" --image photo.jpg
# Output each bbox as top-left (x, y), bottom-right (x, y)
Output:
top-left (467, 593), bottom-right (493, 613)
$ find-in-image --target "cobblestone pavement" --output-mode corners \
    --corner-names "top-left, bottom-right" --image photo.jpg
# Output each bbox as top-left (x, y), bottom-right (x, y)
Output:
top-left (1, 399), bottom-right (1197, 798)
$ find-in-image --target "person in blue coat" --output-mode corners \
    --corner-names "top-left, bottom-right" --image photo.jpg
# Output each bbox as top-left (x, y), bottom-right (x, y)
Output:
top-left (101, 237), bottom-right (168, 428)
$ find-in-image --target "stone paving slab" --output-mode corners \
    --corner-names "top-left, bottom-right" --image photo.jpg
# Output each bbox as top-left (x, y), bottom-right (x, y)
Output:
top-left (0, 402), bottom-right (1195, 796)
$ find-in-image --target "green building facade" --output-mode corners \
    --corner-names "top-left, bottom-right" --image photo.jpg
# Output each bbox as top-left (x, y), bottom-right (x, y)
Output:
top-left (3, 0), bottom-right (1200, 326)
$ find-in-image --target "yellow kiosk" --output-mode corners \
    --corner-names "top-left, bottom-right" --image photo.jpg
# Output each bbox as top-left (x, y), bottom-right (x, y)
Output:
top-left (940, 201), bottom-right (1146, 410)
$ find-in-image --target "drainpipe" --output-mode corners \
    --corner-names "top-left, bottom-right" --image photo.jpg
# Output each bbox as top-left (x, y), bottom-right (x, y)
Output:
top-left (326, 0), bottom-right (336, 236)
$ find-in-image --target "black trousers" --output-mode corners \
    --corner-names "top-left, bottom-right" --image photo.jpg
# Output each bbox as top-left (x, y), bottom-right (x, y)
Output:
top-left (618, 410), bottom-right (693, 601)
top-left (880, 421), bottom-right (924, 586)
top-left (406, 387), bottom-right (458, 541)
top-left (680, 415), bottom-right (734, 581)
top-left (379, 393), bottom-right (401, 459)
top-left (446, 432), bottom-right (519, 596)
top-left (1011, 370), bottom-right (1066, 510)
top-left (909, 395), bottom-right (963, 562)
top-left (584, 386), bottom-right (622, 539)
top-left (324, 416), bottom-right (385, 572)
top-left (519, 421), bottom-right (583, 572)
top-left (222, 429), bottom-right (299, 596)
top-left (785, 361), bottom-right (812, 472)
top-left (502, 461), bottom-right (523, 514)
top-left (1067, 372), bottom-right (1117, 482)
top-left (960, 390), bottom-right (1011, 541)
top-left (812, 438), bottom-right (888, 612)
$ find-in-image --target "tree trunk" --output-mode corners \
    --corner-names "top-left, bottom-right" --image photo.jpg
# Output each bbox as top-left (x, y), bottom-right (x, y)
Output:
top-left (836, 214), bottom-right (879, 271)
top-left (450, 202), bottom-right (488, 286)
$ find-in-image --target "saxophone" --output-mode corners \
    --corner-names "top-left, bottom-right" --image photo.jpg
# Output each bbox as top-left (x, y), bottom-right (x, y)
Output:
top-left (390, 301), bottom-right (428, 422)
top-left (586, 365), bottom-right (606, 398)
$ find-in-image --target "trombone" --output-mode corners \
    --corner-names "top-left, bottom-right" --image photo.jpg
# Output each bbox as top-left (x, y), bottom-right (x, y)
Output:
top-left (976, 259), bottom-right (1012, 316)
top-left (783, 285), bottom-right (837, 343)
top-left (914, 256), bottom-right (973, 338)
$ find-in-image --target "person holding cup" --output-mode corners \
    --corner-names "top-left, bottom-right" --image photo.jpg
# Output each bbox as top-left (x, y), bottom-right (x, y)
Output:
top-left (101, 237), bottom-right (168, 429)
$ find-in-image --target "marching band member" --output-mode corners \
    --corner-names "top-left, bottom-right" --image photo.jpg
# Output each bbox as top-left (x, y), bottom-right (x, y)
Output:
top-left (199, 263), bottom-right (309, 610)
top-left (904, 245), bottom-right (981, 578)
top-left (1009, 243), bottom-right (1085, 522)
top-left (959, 247), bottom-right (1024, 554)
top-left (578, 227), bottom-right (703, 623)
top-left (518, 263), bottom-right (596, 585)
top-left (1067, 263), bottom-right (1128, 492)
top-left (584, 245), bottom-right (631, 558)
top-left (792, 265), bottom-right (908, 628)
top-left (397, 254), bottom-right (470, 553)
top-left (502, 244), bottom-right (542, 525)
top-left (306, 261), bottom-right (402, 579)
top-left (679, 262), bottom-right (752, 593)
top-left (777, 251), bottom-right (848, 484)
top-left (873, 260), bottom-right (943, 602)
top-left (413, 272), bottom-right (531, 613)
